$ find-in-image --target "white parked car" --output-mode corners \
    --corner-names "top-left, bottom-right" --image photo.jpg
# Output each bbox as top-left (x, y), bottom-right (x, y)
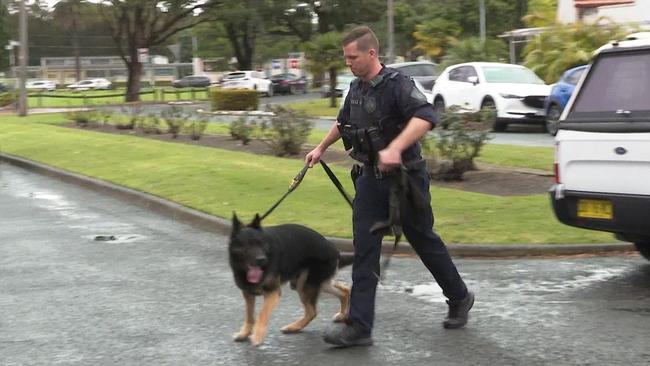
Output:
top-left (550, 33), bottom-right (650, 261)
top-left (220, 71), bottom-right (274, 97)
top-left (26, 79), bottom-right (57, 91)
top-left (67, 78), bottom-right (113, 90)
top-left (431, 62), bottom-right (551, 131)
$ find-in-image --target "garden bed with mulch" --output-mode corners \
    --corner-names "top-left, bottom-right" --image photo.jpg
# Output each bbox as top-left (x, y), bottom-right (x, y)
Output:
top-left (65, 122), bottom-right (554, 196)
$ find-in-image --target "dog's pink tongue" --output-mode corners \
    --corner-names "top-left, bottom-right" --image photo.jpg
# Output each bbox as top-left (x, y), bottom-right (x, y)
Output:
top-left (247, 266), bottom-right (264, 284)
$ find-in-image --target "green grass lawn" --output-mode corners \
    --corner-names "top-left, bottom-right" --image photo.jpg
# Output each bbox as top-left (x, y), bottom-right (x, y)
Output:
top-left (478, 144), bottom-right (553, 172)
top-left (0, 113), bottom-right (612, 244)
top-left (285, 98), bottom-right (341, 117)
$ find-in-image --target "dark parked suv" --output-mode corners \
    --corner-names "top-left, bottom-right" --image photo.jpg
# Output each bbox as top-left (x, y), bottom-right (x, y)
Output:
top-left (172, 75), bottom-right (212, 88)
top-left (388, 61), bottom-right (438, 90)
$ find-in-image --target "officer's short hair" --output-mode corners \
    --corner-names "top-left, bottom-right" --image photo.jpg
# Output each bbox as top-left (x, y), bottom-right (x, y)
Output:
top-left (342, 26), bottom-right (379, 53)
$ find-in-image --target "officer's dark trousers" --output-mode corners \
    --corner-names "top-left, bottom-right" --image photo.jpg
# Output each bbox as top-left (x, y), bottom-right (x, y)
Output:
top-left (349, 166), bottom-right (468, 335)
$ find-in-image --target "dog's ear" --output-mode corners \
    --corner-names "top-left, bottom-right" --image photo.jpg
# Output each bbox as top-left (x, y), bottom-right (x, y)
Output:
top-left (249, 213), bottom-right (262, 229)
top-left (231, 212), bottom-right (242, 234)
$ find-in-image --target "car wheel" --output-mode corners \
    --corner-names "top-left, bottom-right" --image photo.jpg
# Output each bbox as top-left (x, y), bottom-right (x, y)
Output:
top-left (266, 86), bottom-right (274, 97)
top-left (482, 99), bottom-right (505, 132)
top-left (545, 104), bottom-right (561, 136)
top-left (634, 241), bottom-right (650, 261)
top-left (433, 98), bottom-right (446, 129)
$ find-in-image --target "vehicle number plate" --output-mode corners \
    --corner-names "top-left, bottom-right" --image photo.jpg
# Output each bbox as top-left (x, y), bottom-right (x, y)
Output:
top-left (577, 199), bottom-right (613, 220)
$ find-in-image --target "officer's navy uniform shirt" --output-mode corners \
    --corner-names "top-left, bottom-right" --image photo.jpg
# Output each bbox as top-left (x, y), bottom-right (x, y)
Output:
top-left (337, 65), bottom-right (438, 163)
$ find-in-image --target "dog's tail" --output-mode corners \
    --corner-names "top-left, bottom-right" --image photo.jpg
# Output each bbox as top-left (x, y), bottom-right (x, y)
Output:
top-left (338, 252), bottom-right (354, 269)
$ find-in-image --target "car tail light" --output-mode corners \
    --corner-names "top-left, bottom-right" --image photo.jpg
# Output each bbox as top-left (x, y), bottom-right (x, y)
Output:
top-left (554, 141), bottom-right (561, 184)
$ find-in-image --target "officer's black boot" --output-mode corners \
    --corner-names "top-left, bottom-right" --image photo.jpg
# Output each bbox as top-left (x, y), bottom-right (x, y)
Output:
top-left (443, 291), bottom-right (474, 329)
top-left (324, 324), bottom-right (373, 347)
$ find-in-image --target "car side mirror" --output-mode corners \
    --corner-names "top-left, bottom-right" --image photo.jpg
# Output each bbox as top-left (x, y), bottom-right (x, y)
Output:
top-left (467, 76), bottom-right (479, 85)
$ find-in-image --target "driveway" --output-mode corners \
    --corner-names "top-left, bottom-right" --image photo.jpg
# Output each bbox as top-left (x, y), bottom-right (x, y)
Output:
top-left (1, 164), bottom-right (648, 365)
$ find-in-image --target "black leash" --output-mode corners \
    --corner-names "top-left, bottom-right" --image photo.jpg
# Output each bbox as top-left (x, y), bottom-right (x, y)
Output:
top-left (260, 163), bottom-right (310, 220)
top-left (260, 160), bottom-right (353, 220)
top-left (319, 160), bottom-right (353, 208)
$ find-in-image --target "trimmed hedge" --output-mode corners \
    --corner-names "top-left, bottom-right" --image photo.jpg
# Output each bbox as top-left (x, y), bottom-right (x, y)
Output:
top-left (210, 88), bottom-right (258, 111)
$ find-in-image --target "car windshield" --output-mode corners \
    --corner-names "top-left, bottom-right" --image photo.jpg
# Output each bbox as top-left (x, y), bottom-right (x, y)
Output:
top-left (225, 72), bottom-right (246, 80)
top-left (482, 66), bottom-right (545, 84)
top-left (571, 51), bottom-right (650, 114)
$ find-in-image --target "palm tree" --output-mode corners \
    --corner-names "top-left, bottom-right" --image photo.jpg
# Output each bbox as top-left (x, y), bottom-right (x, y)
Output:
top-left (524, 19), bottom-right (628, 83)
top-left (302, 32), bottom-right (345, 108)
top-left (440, 37), bottom-right (508, 69)
top-left (412, 19), bottom-right (461, 61)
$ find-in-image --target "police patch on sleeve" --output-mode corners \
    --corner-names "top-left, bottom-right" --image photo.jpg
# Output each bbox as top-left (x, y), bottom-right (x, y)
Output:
top-left (410, 84), bottom-right (427, 102)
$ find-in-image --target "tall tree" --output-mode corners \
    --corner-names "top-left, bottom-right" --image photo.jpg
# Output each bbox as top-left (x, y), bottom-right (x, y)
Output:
top-left (0, 0), bottom-right (9, 71)
top-left (99, 0), bottom-right (221, 102)
top-left (53, 0), bottom-right (86, 81)
top-left (215, 0), bottom-right (261, 70)
top-left (271, 0), bottom-right (384, 41)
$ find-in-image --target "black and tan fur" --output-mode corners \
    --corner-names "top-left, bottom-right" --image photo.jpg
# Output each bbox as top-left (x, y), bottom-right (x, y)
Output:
top-left (229, 213), bottom-right (353, 346)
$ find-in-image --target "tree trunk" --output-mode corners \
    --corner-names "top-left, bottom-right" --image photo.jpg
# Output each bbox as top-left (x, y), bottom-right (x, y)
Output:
top-left (72, 18), bottom-right (80, 81)
top-left (329, 66), bottom-right (337, 108)
top-left (125, 48), bottom-right (142, 102)
top-left (226, 22), bottom-right (253, 70)
top-left (73, 35), bottom-right (81, 81)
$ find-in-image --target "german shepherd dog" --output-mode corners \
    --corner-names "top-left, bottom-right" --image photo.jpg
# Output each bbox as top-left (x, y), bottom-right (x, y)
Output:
top-left (229, 213), bottom-right (353, 346)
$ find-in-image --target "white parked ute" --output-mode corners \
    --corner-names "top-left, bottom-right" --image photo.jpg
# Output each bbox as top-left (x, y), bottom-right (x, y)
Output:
top-left (550, 33), bottom-right (650, 260)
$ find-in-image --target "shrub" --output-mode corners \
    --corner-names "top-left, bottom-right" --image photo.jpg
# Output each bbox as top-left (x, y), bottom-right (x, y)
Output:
top-left (64, 109), bottom-right (98, 127)
top-left (263, 105), bottom-right (312, 156)
top-left (138, 114), bottom-right (163, 134)
top-left (185, 117), bottom-right (208, 141)
top-left (117, 103), bottom-right (143, 130)
top-left (229, 116), bottom-right (255, 145)
top-left (423, 106), bottom-right (494, 181)
top-left (211, 88), bottom-right (258, 111)
top-left (98, 109), bottom-right (114, 125)
top-left (0, 92), bottom-right (16, 107)
top-left (161, 106), bottom-right (187, 138)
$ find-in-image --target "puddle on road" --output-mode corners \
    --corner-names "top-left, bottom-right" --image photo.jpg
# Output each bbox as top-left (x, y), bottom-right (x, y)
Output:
top-left (86, 234), bottom-right (148, 244)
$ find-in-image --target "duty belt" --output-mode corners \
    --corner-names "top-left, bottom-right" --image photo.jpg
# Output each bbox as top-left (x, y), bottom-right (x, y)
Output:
top-left (363, 158), bottom-right (426, 179)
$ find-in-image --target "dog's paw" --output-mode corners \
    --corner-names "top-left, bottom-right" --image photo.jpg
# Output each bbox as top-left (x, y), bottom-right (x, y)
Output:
top-left (249, 334), bottom-right (265, 346)
top-left (332, 312), bottom-right (347, 323)
top-left (281, 324), bottom-right (303, 334)
top-left (233, 332), bottom-right (250, 342)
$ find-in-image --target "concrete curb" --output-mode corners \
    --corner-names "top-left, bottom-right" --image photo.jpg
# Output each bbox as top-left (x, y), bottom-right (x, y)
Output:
top-left (1, 152), bottom-right (635, 258)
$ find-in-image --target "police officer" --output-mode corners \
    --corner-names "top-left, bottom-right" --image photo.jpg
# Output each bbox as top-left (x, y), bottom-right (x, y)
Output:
top-left (305, 26), bottom-right (474, 347)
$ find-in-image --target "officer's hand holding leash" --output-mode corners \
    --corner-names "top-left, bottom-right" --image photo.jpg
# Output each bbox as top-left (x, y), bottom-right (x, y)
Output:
top-left (377, 145), bottom-right (402, 172)
top-left (305, 147), bottom-right (323, 168)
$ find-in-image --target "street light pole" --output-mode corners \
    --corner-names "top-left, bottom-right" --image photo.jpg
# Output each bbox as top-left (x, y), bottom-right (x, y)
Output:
top-left (479, 0), bottom-right (485, 45)
top-left (387, 0), bottom-right (394, 64)
top-left (18, 0), bottom-right (28, 116)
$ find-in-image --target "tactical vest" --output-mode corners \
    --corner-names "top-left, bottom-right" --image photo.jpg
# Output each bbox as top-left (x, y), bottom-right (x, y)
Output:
top-left (339, 68), bottom-right (403, 164)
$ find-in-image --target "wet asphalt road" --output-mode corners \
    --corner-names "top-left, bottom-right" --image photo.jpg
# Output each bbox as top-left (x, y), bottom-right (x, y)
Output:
top-left (1, 163), bottom-right (649, 366)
